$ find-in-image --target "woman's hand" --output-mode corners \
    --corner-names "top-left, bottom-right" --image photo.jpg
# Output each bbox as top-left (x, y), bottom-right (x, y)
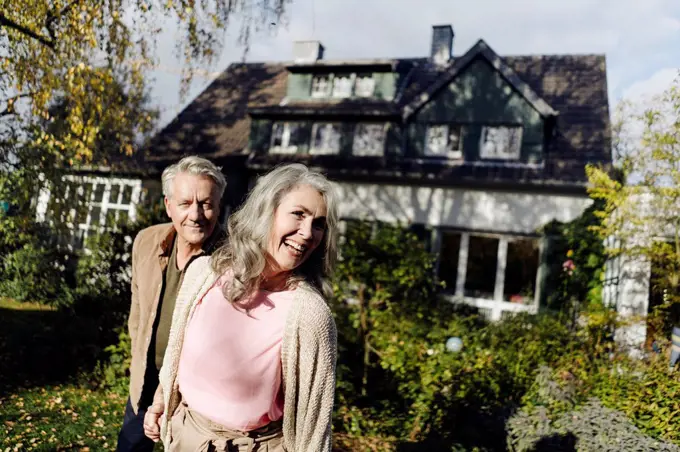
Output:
top-left (143, 402), bottom-right (164, 442)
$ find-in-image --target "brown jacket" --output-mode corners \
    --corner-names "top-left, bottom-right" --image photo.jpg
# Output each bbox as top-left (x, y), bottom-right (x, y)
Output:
top-left (127, 223), bottom-right (222, 413)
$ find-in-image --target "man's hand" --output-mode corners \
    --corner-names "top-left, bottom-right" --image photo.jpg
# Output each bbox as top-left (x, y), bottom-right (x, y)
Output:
top-left (143, 402), bottom-right (164, 442)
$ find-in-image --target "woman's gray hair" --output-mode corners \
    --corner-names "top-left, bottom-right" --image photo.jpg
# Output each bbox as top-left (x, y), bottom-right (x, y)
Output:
top-left (211, 163), bottom-right (339, 304)
top-left (161, 156), bottom-right (227, 199)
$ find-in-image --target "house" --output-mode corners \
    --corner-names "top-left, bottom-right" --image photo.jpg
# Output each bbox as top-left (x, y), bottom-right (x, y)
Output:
top-left (34, 154), bottom-right (158, 249)
top-left (142, 24), bottom-right (612, 320)
top-left (37, 24), bottom-right (612, 320)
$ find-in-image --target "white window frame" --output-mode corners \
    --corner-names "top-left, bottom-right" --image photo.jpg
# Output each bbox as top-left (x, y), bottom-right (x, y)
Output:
top-left (352, 123), bottom-right (386, 157)
top-left (354, 74), bottom-right (376, 98)
top-left (424, 124), bottom-right (464, 159)
top-left (434, 229), bottom-right (543, 321)
top-left (331, 73), bottom-right (356, 98)
top-left (36, 175), bottom-right (142, 246)
top-left (270, 122), bottom-right (303, 154)
top-left (310, 122), bottom-right (342, 155)
top-left (479, 125), bottom-right (523, 160)
top-left (311, 74), bottom-right (332, 98)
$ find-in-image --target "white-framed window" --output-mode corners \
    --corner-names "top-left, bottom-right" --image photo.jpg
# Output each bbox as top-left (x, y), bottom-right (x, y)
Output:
top-left (479, 125), bottom-right (523, 160)
top-left (37, 175), bottom-right (142, 248)
top-left (424, 124), bottom-right (463, 159)
top-left (332, 74), bottom-right (354, 98)
top-left (270, 122), bottom-right (305, 154)
top-left (310, 123), bottom-right (342, 155)
top-left (311, 75), bottom-right (331, 98)
top-left (354, 74), bottom-right (376, 98)
top-left (435, 228), bottom-right (541, 321)
top-left (352, 123), bottom-right (386, 156)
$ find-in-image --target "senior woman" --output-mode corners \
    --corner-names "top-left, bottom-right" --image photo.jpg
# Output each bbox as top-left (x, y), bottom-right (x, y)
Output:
top-left (143, 163), bottom-right (339, 451)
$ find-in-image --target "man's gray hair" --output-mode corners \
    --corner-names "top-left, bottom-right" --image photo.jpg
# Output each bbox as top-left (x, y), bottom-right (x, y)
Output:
top-left (161, 155), bottom-right (227, 199)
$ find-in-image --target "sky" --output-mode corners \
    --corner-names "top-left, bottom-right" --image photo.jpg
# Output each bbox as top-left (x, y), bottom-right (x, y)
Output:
top-left (145, 0), bottom-right (680, 130)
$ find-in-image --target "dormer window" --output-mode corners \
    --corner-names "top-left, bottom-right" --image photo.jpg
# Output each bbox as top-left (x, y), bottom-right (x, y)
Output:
top-left (354, 74), bottom-right (376, 97)
top-left (332, 74), bottom-right (354, 98)
top-left (311, 75), bottom-right (331, 98)
top-left (270, 122), bottom-right (305, 154)
top-left (479, 126), bottom-right (523, 160)
top-left (424, 124), bottom-right (464, 159)
top-left (353, 123), bottom-right (386, 156)
top-left (310, 123), bottom-right (342, 155)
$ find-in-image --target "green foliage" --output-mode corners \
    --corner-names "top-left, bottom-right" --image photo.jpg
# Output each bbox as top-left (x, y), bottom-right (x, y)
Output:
top-left (0, 200), bottom-right (165, 392)
top-left (332, 221), bottom-right (441, 406)
top-left (332, 220), bottom-right (600, 450)
top-left (334, 221), bottom-right (440, 308)
top-left (75, 201), bottom-right (166, 389)
top-left (507, 398), bottom-right (680, 452)
top-left (589, 355), bottom-right (680, 444)
top-left (541, 201), bottom-right (607, 312)
top-left (95, 327), bottom-right (132, 393)
top-left (0, 242), bottom-right (74, 307)
top-left (73, 200), bottom-right (166, 330)
top-left (1, 0), bottom-right (291, 165)
top-left (587, 75), bottom-right (680, 342)
top-left (0, 212), bottom-right (75, 307)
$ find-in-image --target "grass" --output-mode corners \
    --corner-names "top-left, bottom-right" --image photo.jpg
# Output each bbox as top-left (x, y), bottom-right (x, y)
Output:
top-left (0, 384), bottom-right (127, 451)
top-left (0, 296), bottom-right (128, 450)
top-left (0, 298), bottom-right (384, 451)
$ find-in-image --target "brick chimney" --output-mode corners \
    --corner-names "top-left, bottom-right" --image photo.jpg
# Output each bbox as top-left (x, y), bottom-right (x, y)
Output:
top-left (431, 25), bottom-right (453, 65)
top-left (292, 40), bottom-right (325, 63)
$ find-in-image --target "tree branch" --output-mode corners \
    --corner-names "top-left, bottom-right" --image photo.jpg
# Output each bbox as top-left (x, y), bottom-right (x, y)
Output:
top-left (45, 0), bottom-right (79, 43)
top-left (0, 92), bottom-right (34, 117)
top-left (0, 13), bottom-right (55, 49)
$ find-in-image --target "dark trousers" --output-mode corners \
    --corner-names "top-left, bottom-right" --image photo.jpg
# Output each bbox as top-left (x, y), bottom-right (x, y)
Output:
top-left (117, 397), bottom-right (156, 452)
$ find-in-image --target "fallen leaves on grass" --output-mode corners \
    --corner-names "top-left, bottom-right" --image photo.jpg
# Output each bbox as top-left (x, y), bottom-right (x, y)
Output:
top-left (0, 385), bottom-right (126, 451)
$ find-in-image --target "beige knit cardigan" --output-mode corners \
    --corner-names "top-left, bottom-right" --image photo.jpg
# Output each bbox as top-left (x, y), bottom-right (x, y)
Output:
top-left (157, 256), bottom-right (337, 451)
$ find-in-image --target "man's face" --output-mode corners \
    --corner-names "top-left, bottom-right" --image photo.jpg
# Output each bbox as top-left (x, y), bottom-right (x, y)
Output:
top-left (164, 172), bottom-right (221, 247)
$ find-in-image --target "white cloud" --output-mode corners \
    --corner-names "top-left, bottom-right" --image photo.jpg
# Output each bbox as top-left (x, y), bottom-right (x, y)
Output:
top-left (145, 0), bottom-right (680, 129)
top-left (622, 68), bottom-right (679, 103)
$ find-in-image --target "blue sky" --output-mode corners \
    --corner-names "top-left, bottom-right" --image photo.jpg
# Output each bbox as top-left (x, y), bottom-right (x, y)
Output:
top-left (146, 0), bottom-right (680, 129)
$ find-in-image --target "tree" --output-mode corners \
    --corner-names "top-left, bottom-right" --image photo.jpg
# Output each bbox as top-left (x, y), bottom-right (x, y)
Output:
top-left (586, 72), bottom-right (680, 338)
top-left (0, 0), bottom-right (291, 166)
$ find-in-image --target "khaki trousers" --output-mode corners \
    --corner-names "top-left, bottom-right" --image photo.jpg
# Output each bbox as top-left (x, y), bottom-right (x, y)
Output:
top-left (169, 402), bottom-right (285, 452)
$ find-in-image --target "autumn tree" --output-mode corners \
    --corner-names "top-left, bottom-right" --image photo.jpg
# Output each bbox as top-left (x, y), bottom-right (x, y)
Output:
top-left (587, 72), bottom-right (680, 338)
top-left (0, 0), bottom-right (291, 205)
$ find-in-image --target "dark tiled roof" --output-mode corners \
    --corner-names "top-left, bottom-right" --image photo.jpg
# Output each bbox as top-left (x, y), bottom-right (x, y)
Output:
top-left (403, 41), bottom-right (559, 118)
top-left (145, 63), bottom-right (288, 163)
top-left (147, 50), bottom-right (610, 188)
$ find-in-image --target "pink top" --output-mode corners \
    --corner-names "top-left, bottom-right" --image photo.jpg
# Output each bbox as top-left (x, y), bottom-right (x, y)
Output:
top-left (177, 275), bottom-right (296, 431)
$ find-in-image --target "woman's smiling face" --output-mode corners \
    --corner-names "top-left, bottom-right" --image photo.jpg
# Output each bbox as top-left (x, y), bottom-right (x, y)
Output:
top-left (266, 184), bottom-right (327, 275)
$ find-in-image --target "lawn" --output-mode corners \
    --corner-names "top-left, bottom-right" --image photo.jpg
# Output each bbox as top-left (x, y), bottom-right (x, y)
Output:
top-left (0, 297), bottom-right (128, 451)
top-left (0, 384), bottom-right (126, 451)
top-left (0, 298), bottom-right (385, 451)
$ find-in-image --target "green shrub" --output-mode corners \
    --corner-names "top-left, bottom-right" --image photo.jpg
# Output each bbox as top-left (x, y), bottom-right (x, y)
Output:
top-left (92, 326), bottom-right (132, 393)
top-left (541, 200), bottom-right (607, 312)
top-left (331, 220), bottom-right (594, 449)
top-left (507, 398), bottom-right (680, 452)
top-left (73, 200), bottom-right (166, 327)
top-left (0, 213), bottom-right (76, 306)
top-left (589, 354), bottom-right (680, 444)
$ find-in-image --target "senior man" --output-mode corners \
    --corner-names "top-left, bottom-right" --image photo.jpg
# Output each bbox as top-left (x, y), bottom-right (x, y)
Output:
top-left (117, 156), bottom-right (227, 452)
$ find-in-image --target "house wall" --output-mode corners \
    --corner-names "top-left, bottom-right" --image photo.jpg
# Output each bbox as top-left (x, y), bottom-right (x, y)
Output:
top-left (335, 181), bottom-right (591, 320)
top-left (35, 174), bottom-right (149, 248)
top-left (606, 253), bottom-right (651, 358)
top-left (408, 58), bottom-right (544, 163)
top-left (335, 182), bottom-right (590, 234)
